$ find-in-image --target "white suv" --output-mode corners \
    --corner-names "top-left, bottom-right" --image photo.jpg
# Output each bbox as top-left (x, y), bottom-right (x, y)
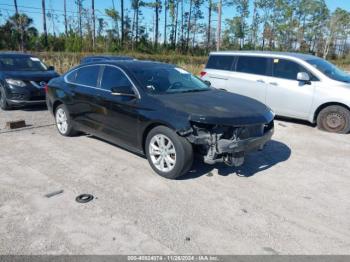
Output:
top-left (201, 51), bottom-right (350, 134)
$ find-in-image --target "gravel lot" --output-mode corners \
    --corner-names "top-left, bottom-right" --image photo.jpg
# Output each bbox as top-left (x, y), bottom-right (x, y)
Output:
top-left (0, 106), bottom-right (349, 255)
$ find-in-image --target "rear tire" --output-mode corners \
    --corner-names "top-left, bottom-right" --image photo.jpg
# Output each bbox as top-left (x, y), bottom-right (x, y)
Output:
top-left (145, 126), bottom-right (193, 179)
top-left (0, 86), bottom-right (11, 110)
top-left (317, 105), bottom-right (350, 134)
top-left (55, 104), bottom-right (78, 136)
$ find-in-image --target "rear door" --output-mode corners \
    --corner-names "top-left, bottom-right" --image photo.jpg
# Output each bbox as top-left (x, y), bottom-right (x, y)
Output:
top-left (265, 58), bottom-right (316, 119)
top-left (64, 64), bottom-right (105, 133)
top-left (225, 56), bottom-right (272, 104)
top-left (203, 55), bottom-right (235, 89)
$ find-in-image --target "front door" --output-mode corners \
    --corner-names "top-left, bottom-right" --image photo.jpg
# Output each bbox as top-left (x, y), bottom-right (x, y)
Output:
top-left (265, 58), bottom-right (315, 120)
top-left (97, 65), bottom-right (140, 149)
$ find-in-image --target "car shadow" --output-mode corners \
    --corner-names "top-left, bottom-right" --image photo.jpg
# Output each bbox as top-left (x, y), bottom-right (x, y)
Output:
top-left (180, 140), bottom-right (291, 180)
top-left (275, 116), bottom-right (316, 128)
top-left (86, 135), bottom-right (291, 180)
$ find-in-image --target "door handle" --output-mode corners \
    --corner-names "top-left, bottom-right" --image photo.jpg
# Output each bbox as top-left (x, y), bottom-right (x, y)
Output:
top-left (209, 76), bottom-right (228, 80)
top-left (256, 79), bottom-right (265, 83)
top-left (269, 82), bottom-right (278, 86)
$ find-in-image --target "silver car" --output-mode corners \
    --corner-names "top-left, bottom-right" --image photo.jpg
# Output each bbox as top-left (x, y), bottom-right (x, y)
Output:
top-left (201, 51), bottom-right (350, 134)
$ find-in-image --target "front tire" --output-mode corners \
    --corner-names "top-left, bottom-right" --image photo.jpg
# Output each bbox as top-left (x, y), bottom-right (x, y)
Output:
top-left (146, 126), bottom-right (193, 179)
top-left (55, 104), bottom-right (77, 136)
top-left (0, 86), bottom-right (11, 110)
top-left (317, 105), bottom-right (350, 134)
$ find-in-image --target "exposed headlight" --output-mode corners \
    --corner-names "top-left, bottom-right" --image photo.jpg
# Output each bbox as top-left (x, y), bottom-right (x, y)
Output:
top-left (5, 78), bottom-right (26, 87)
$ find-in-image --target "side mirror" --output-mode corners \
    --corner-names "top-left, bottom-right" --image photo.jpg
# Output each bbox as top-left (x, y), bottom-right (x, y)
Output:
top-left (203, 80), bottom-right (211, 87)
top-left (297, 72), bottom-right (311, 84)
top-left (47, 65), bottom-right (55, 71)
top-left (111, 86), bottom-right (137, 97)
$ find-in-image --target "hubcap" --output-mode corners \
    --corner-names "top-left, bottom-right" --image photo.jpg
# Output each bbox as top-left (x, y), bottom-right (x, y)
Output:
top-left (149, 134), bottom-right (176, 172)
top-left (56, 108), bottom-right (68, 134)
top-left (325, 112), bottom-right (344, 130)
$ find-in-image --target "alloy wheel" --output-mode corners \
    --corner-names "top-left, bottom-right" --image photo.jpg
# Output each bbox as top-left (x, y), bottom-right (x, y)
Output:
top-left (149, 134), bottom-right (177, 172)
top-left (56, 108), bottom-right (68, 134)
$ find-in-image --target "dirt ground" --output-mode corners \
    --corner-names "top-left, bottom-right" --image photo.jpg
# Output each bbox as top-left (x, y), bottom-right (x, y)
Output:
top-left (0, 106), bottom-right (349, 254)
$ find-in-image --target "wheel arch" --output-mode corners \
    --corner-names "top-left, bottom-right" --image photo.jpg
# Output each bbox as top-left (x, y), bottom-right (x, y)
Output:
top-left (141, 122), bottom-right (175, 154)
top-left (52, 100), bottom-right (63, 114)
top-left (313, 102), bottom-right (350, 122)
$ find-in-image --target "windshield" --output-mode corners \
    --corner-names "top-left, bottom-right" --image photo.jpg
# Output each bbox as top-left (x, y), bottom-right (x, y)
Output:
top-left (0, 56), bottom-right (48, 71)
top-left (130, 66), bottom-right (210, 94)
top-left (306, 58), bottom-right (350, 83)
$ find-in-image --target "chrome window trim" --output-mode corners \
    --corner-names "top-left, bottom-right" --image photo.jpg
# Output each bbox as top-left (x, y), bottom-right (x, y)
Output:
top-left (64, 64), bottom-right (100, 88)
top-left (64, 63), bottom-right (141, 99)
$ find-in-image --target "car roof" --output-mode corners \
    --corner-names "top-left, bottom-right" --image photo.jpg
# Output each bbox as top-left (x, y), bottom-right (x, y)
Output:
top-left (83, 55), bottom-right (133, 59)
top-left (209, 51), bottom-right (318, 61)
top-left (81, 60), bottom-right (174, 71)
top-left (80, 55), bottom-right (134, 62)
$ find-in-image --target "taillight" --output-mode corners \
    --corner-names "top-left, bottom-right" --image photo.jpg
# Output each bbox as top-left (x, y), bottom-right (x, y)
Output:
top-left (200, 71), bottom-right (207, 78)
top-left (44, 84), bottom-right (48, 93)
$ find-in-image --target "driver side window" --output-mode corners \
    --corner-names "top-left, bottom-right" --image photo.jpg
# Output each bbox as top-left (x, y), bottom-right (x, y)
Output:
top-left (101, 66), bottom-right (134, 94)
top-left (273, 59), bottom-right (317, 81)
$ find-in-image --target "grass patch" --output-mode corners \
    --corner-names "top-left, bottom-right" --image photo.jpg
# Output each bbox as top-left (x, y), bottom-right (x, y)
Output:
top-left (34, 51), bottom-right (350, 75)
top-left (35, 52), bottom-right (206, 75)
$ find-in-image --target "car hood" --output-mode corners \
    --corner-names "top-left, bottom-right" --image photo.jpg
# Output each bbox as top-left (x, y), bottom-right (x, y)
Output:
top-left (157, 89), bottom-right (274, 126)
top-left (2, 70), bottom-right (59, 81)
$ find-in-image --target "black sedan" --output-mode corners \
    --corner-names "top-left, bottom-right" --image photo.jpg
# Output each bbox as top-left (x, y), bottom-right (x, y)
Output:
top-left (46, 60), bottom-right (274, 179)
top-left (0, 52), bottom-right (59, 110)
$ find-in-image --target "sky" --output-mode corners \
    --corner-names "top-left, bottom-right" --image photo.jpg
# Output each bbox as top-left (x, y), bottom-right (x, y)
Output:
top-left (0, 0), bottom-right (349, 41)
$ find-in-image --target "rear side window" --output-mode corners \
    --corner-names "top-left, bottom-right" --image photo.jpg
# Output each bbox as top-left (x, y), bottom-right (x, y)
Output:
top-left (100, 66), bottom-right (132, 91)
top-left (66, 70), bottom-right (77, 82)
top-left (236, 56), bottom-right (271, 76)
top-left (72, 65), bottom-right (100, 87)
top-left (206, 55), bottom-right (235, 71)
top-left (273, 59), bottom-right (310, 80)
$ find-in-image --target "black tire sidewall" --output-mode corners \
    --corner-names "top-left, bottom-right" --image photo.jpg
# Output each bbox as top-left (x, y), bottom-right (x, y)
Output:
top-left (317, 105), bottom-right (350, 134)
top-left (145, 126), bottom-right (193, 179)
top-left (0, 86), bottom-right (10, 110)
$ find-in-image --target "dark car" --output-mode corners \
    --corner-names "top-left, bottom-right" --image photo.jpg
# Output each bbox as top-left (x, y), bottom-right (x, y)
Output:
top-left (46, 61), bottom-right (274, 179)
top-left (80, 55), bottom-right (134, 64)
top-left (0, 52), bottom-right (59, 110)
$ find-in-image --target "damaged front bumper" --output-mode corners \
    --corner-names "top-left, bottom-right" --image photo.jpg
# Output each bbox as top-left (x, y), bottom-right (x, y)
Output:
top-left (183, 120), bottom-right (274, 167)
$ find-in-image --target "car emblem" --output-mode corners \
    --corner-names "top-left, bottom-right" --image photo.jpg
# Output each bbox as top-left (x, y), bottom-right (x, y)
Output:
top-left (39, 81), bottom-right (47, 87)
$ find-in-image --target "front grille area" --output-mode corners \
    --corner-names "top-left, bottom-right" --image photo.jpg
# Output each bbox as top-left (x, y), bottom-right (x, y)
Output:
top-left (191, 120), bottom-right (273, 142)
top-left (9, 93), bottom-right (25, 100)
top-left (29, 95), bottom-right (45, 101)
top-left (28, 80), bottom-right (48, 89)
top-left (29, 89), bottom-right (45, 101)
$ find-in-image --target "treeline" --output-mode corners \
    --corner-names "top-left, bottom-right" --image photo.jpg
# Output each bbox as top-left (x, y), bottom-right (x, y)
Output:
top-left (0, 0), bottom-right (349, 58)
